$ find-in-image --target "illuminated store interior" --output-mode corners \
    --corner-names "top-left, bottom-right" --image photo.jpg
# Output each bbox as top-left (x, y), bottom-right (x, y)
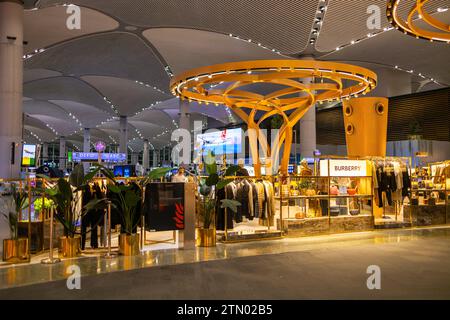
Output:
top-left (0, 0), bottom-right (449, 275)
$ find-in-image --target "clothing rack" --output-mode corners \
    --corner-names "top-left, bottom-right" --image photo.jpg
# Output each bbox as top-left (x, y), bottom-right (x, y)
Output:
top-left (218, 175), bottom-right (279, 243)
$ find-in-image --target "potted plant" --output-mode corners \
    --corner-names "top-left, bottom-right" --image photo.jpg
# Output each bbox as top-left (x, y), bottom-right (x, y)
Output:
top-left (1, 184), bottom-right (30, 263)
top-left (196, 151), bottom-right (241, 247)
top-left (86, 166), bottom-right (171, 256)
top-left (408, 119), bottom-right (423, 140)
top-left (33, 197), bottom-right (54, 220)
top-left (108, 183), bottom-right (142, 256)
top-left (297, 178), bottom-right (312, 195)
top-left (40, 164), bottom-right (94, 258)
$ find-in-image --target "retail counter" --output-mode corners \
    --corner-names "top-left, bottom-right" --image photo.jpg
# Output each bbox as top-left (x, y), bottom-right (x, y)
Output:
top-left (404, 204), bottom-right (450, 226)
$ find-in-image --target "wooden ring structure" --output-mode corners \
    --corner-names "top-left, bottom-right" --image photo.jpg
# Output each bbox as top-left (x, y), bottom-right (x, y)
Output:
top-left (170, 60), bottom-right (377, 175)
top-left (387, 0), bottom-right (450, 43)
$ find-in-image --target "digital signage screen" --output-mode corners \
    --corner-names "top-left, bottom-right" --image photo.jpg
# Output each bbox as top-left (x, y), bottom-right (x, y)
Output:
top-left (22, 144), bottom-right (37, 167)
top-left (195, 128), bottom-right (242, 156)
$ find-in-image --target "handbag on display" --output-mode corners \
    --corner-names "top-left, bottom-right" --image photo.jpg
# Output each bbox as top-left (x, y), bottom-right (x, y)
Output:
top-left (295, 211), bottom-right (306, 219)
top-left (330, 185), bottom-right (339, 195)
top-left (338, 185), bottom-right (347, 195)
top-left (411, 198), bottom-right (419, 205)
top-left (330, 206), bottom-right (340, 216)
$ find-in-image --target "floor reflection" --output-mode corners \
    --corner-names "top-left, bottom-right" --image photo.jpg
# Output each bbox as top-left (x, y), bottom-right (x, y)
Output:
top-left (1, 226), bottom-right (450, 290)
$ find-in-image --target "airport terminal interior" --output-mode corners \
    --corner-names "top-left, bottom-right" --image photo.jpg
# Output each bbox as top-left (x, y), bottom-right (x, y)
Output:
top-left (0, 0), bottom-right (449, 300)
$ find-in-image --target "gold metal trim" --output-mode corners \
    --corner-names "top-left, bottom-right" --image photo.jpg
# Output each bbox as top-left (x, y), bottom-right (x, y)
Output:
top-left (119, 234), bottom-right (140, 256)
top-left (387, 0), bottom-right (450, 43)
top-left (196, 228), bottom-right (216, 247)
top-left (2, 239), bottom-right (29, 263)
top-left (59, 236), bottom-right (81, 258)
top-left (170, 60), bottom-right (377, 175)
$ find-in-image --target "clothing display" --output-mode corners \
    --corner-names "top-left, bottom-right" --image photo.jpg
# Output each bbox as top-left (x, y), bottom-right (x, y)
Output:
top-left (81, 183), bottom-right (105, 250)
top-left (216, 182), bottom-right (236, 231)
top-left (216, 178), bottom-right (275, 231)
top-left (432, 164), bottom-right (450, 184)
top-left (373, 160), bottom-right (410, 208)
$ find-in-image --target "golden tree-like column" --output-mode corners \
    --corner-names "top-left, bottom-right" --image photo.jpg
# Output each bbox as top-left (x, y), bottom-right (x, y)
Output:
top-left (170, 60), bottom-right (377, 176)
top-left (387, 0), bottom-right (450, 43)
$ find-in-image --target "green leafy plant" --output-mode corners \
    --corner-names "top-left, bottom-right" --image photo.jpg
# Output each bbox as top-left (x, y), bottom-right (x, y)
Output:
top-left (108, 184), bottom-right (141, 235)
top-left (38, 164), bottom-right (111, 238)
top-left (198, 151), bottom-right (241, 229)
top-left (39, 165), bottom-right (86, 238)
top-left (33, 197), bottom-right (54, 213)
top-left (85, 166), bottom-right (171, 236)
top-left (1, 184), bottom-right (29, 240)
top-left (140, 167), bottom-right (172, 186)
top-left (297, 178), bottom-right (312, 191)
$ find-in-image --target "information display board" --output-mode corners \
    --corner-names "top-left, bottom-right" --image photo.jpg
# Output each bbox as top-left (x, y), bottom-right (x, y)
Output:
top-left (72, 152), bottom-right (126, 162)
top-left (22, 144), bottom-right (37, 167)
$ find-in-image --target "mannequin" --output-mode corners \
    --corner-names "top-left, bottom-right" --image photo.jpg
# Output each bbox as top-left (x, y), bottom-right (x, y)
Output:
top-left (299, 159), bottom-right (312, 176)
top-left (172, 167), bottom-right (187, 183)
top-left (236, 159), bottom-right (249, 176)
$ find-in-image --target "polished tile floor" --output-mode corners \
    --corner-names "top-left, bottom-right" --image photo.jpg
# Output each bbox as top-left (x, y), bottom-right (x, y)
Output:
top-left (1, 226), bottom-right (450, 294)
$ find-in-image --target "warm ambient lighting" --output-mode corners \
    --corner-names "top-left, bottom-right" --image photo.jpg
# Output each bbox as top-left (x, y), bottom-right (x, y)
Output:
top-left (170, 60), bottom-right (377, 175)
top-left (387, 0), bottom-right (450, 43)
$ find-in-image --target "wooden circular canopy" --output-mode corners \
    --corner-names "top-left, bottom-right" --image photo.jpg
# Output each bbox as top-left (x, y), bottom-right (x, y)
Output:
top-left (387, 0), bottom-right (450, 43)
top-left (170, 60), bottom-right (377, 175)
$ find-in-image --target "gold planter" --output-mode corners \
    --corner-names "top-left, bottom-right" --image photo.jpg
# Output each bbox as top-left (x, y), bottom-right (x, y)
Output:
top-left (196, 228), bottom-right (216, 247)
top-left (2, 239), bottom-right (30, 263)
top-left (59, 236), bottom-right (81, 258)
top-left (119, 234), bottom-right (140, 256)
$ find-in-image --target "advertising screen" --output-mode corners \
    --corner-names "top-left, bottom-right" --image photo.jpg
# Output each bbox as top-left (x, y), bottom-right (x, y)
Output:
top-left (22, 144), bottom-right (37, 167)
top-left (195, 128), bottom-right (242, 156)
top-left (144, 183), bottom-right (185, 231)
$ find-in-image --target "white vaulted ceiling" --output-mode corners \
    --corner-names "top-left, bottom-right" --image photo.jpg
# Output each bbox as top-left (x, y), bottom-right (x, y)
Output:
top-left (19, 0), bottom-right (450, 149)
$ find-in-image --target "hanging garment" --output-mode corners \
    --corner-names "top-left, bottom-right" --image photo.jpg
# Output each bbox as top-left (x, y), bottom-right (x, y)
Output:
top-left (254, 181), bottom-right (266, 219)
top-left (243, 180), bottom-right (254, 219)
top-left (260, 181), bottom-right (275, 227)
top-left (235, 180), bottom-right (254, 222)
top-left (215, 182), bottom-right (236, 231)
top-left (81, 183), bottom-right (105, 250)
top-left (401, 167), bottom-right (411, 198)
top-left (392, 162), bottom-right (403, 202)
top-left (249, 181), bottom-right (259, 218)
